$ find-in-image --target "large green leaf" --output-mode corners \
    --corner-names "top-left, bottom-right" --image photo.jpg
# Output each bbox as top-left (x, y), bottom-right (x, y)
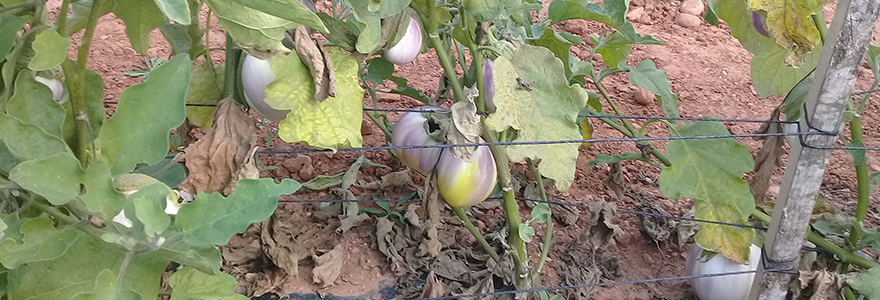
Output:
top-left (850, 267), bottom-right (880, 300)
top-left (659, 121), bottom-right (756, 264)
top-left (10, 153), bottom-right (126, 217)
top-left (205, 0), bottom-right (325, 57)
top-left (28, 30), bottom-right (70, 71)
top-left (0, 141), bottom-right (18, 173)
top-left (113, 0), bottom-right (167, 54)
top-left (185, 62), bottom-right (223, 128)
top-left (483, 45), bottom-right (589, 191)
top-left (69, 270), bottom-right (117, 300)
top-left (706, 0), bottom-right (820, 96)
top-left (128, 183), bottom-right (172, 237)
top-left (6, 70), bottom-right (66, 138)
top-left (6, 231), bottom-right (169, 300)
top-left (152, 0), bottom-right (191, 24)
top-left (169, 267), bottom-right (248, 300)
top-left (96, 54), bottom-right (191, 175)
top-left (64, 0), bottom-right (115, 36)
top-left (463, 0), bottom-right (501, 22)
top-left (746, 0), bottom-right (825, 66)
top-left (547, 0), bottom-right (623, 28)
top-left (160, 23), bottom-right (194, 56)
top-left (176, 178), bottom-right (300, 247)
top-left (618, 60), bottom-right (680, 120)
top-left (0, 113), bottom-right (69, 161)
top-left (0, 15), bottom-right (26, 60)
top-left (157, 240), bottom-right (222, 275)
top-left (266, 48), bottom-right (364, 151)
top-left (0, 218), bottom-right (79, 269)
top-left (133, 157), bottom-right (187, 188)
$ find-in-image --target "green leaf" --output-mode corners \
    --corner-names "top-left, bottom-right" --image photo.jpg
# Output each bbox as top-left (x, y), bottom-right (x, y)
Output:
top-left (129, 183), bottom-right (172, 237)
top-left (529, 28), bottom-right (574, 80)
top-left (0, 217), bottom-right (79, 269)
top-left (868, 172), bottom-right (880, 196)
top-left (70, 269), bottom-right (117, 300)
top-left (6, 231), bottom-right (169, 300)
top-left (530, 203), bottom-right (551, 224)
top-left (302, 173), bottom-right (345, 190)
top-left (484, 45), bottom-right (589, 192)
top-left (463, 0), bottom-right (501, 22)
top-left (133, 158), bottom-right (187, 188)
top-left (28, 30), bottom-right (70, 71)
top-left (704, 4), bottom-right (719, 26)
top-left (595, 32), bottom-right (632, 69)
top-left (160, 23), bottom-right (194, 56)
top-left (0, 214), bottom-right (26, 242)
top-left (152, 0), bottom-right (191, 24)
top-left (850, 267), bottom-right (880, 300)
top-left (778, 74), bottom-right (812, 120)
top-left (169, 266), bottom-right (248, 300)
top-left (185, 62), bottom-right (224, 128)
top-left (659, 121), bottom-right (756, 264)
top-left (10, 153), bottom-right (126, 218)
top-left (0, 141), bottom-right (18, 173)
top-left (811, 220), bottom-right (845, 236)
top-left (157, 240), bottom-right (222, 275)
top-left (6, 70), bottom-right (66, 138)
top-left (867, 45), bottom-right (880, 76)
top-left (205, 0), bottom-right (325, 56)
top-left (266, 48), bottom-right (364, 151)
top-left (746, 0), bottom-right (824, 67)
top-left (176, 178), bottom-right (300, 247)
top-left (0, 114), bottom-right (69, 161)
top-left (65, 0), bottom-right (116, 36)
top-left (706, 0), bottom-right (820, 96)
top-left (518, 223), bottom-right (535, 242)
top-left (548, 0), bottom-right (616, 27)
top-left (618, 60), bottom-right (679, 120)
top-left (586, 92), bottom-right (601, 112)
top-left (113, 0), bottom-right (168, 54)
top-left (316, 12), bottom-right (358, 52)
top-left (587, 153), bottom-right (651, 167)
top-left (96, 54), bottom-right (191, 175)
top-left (0, 15), bottom-right (26, 60)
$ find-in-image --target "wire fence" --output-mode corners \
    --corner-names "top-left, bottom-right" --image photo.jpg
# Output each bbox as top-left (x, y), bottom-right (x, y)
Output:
top-left (105, 87), bottom-right (875, 298)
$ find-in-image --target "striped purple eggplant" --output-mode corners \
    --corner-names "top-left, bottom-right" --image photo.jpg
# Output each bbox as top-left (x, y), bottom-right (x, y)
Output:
top-left (392, 106), bottom-right (444, 175)
top-left (483, 59), bottom-right (496, 113)
top-left (753, 12), bottom-right (769, 37)
top-left (436, 139), bottom-right (497, 207)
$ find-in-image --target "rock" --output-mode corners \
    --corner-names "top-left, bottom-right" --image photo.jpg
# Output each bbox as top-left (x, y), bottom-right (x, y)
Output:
top-left (282, 155), bottom-right (313, 181)
top-left (627, 6), bottom-right (645, 22)
top-left (675, 13), bottom-right (702, 28)
top-left (679, 0), bottom-right (705, 16)
top-left (562, 19), bottom-right (590, 36)
top-left (631, 86), bottom-right (653, 106)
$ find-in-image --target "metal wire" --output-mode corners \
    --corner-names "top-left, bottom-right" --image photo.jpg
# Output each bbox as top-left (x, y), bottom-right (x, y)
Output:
top-left (279, 196), bottom-right (768, 231)
top-left (407, 268), bottom-right (794, 300)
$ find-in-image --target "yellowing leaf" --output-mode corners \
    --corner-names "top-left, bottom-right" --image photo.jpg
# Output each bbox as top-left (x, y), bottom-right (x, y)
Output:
top-left (484, 45), bottom-right (588, 191)
top-left (185, 62), bottom-right (224, 128)
top-left (747, 0), bottom-right (825, 66)
top-left (659, 121), bottom-right (756, 264)
top-left (265, 48), bottom-right (364, 151)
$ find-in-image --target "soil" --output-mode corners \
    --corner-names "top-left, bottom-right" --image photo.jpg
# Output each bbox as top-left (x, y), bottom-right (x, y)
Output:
top-left (44, 0), bottom-right (880, 299)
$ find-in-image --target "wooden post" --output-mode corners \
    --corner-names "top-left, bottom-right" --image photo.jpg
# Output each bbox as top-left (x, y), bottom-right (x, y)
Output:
top-left (750, 0), bottom-right (880, 299)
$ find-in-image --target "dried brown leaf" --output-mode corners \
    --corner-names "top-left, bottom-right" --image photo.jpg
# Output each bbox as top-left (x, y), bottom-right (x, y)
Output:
top-left (376, 217), bottom-right (413, 277)
top-left (419, 172), bottom-right (443, 258)
top-left (405, 204), bottom-right (422, 227)
top-left (292, 26), bottom-right (336, 101)
top-left (420, 271), bottom-right (446, 298)
top-left (676, 206), bottom-right (699, 248)
top-left (750, 108), bottom-right (786, 202)
top-left (604, 162), bottom-right (625, 201)
top-left (792, 269), bottom-right (853, 300)
top-left (180, 97), bottom-right (259, 195)
top-left (334, 189), bottom-right (370, 234)
top-left (578, 198), bottom-right (622, 251)
top-left (355, 170), bottom-right (416, 190)
top-left (312, 244), bottom-right (345, 287)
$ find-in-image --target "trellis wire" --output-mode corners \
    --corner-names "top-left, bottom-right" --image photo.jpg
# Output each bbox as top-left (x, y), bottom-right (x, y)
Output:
top-left (279, 196), bottom-right (769, 231)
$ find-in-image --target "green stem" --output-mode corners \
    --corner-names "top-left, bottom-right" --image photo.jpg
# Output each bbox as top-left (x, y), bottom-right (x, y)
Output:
top-left (527, 159), bottom-right (553, 283)
top-left (67, 0), bottom-right (104, 167)
top-left (452, 206), bottom-right (501, 263)
top-left (33, 201), bottom-right (80, 224)
top-left (484, 131), bottom-right (528, 289)
top-left (844, 288), bottom-right (857, 300)
top-left (56, 0), bottom-right (71, 36)
top-left (202, 8), bottom-right (212, 65)
top-left (424, 0), bottom-right (464, 103)
top-left (812, 12), bottom-right (828, 45)
top-left (222, 34), bottom-right (233, 98)
top-left (593, 81), bottom-right (672, 167)
top-left (752, 210), bottom-right (879, 269)
top-left (841, 114), bottom-right (870, 274)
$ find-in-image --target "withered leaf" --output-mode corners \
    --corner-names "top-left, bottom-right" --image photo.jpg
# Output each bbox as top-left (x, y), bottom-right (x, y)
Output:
top-left (420, 271), bottom-right (446, 298)
top-left (603, 161), bottom-right (625, 201)
top-left (578, 198), bottom-right (622, 251)
top-left (635, 199), bottom-right (671, 248)
top-left (677, 206), bottom-right (699, 248)
top-left (335, 189), bottom-right (370, 234)
top-left (750, 108), bottom-right (786, 202)
top-left (292, 26), bottom-right (336, 101)
top-left (792, 269), bottom-right (853, 300)
top-left (405, 204), bottom-right (422, 227)
top-left (355, 169), bottom-right (416, 190)
top-left (312, 244), bottom-right (345, 287)
top-left (428, 91), bottom-right (482, 161)
top-left (376, 216), bottom-right (412, 276)
top-left (419, 172), bottom-right (443, 258)
top-left (180, 97), bottom-right (259, 195)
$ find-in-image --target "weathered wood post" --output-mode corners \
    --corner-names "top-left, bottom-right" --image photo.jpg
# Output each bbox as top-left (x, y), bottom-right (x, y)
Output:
top-left (749, 0), bottom-right (880, 299)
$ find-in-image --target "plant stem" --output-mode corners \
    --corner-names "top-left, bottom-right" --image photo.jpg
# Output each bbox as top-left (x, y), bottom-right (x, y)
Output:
top-left (33, 201), bottom-right (80, 224)
top-left (67, 0), bottom-right (105, 167)
top-left (812, 12), bottom-right (828, 45)
top-left (840, 115), bottom-right (870, 274)
top-left (56, 0), bottom-right (71, 36)
top-left (593, 81), bottom-right (672, 167)
top-left (484, 130), bottom-right (529, 289)
top-left (844, 287), bottom-right (857, 300)
top-left (452, 206), bottom-right (501, 263)
top-left (221, 33), bottom-right (233, 98)
top-left (424, 0), bottom-right (464, 103)
top-left (752, 210), bottom-right (879, 269)
top-left (203, 8), bottom-right (212, 65)
top-left (527, 159), bottom-right (553, 283)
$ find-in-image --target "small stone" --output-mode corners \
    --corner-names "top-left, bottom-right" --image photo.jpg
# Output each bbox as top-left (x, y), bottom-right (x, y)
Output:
top-left (627, 7), bottom-right (645, 22)
top-left (675, 13), bottom-right (702, 28)
top-left (679, 0), bottom-right (704, 16)
top-left (631, 86), bottom-right (653, 106)
top-left (299, 164), bottom-right (316, 181)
